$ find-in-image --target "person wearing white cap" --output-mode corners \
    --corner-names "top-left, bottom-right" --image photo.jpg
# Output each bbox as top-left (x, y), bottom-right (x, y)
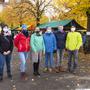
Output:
top-left (0, 25), bottom-right (13, 81)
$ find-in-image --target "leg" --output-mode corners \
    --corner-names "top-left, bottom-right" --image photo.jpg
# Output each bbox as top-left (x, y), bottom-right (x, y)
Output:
top-left (73, 50), bottom-right (78, 71)
top-left (0, 53), bottom-right (5, 81)
top-left (49, 52), bottom-right (54, 68)
top-left (68, 50), bottom-right (73, 72)
top-left (5, 54), bottom-right (12, 78)
top-left (59, 49), bottom-right (65, 72)
top-left (56, 49), bottom-right (60, 67)
top-left (18, 52), bottom-right (26, 73)
top-left (18, 52), bottom-right (28, 80)
top-left (45, 52), bottom-right (49, 68)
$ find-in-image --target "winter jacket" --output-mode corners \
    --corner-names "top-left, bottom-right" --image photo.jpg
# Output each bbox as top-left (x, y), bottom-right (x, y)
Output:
top-left (54, 31), bottom-right (66, 49)
top-left (0, 35), bottom-right (13, 54)
top-left (66, 32), bottom-right (82, 50)
top-left (31, 33), bottom-right (45, 52)
top-left (14, 32), bottom-right (30, 52)
top-left (43, 32), bottom-right (57, 53)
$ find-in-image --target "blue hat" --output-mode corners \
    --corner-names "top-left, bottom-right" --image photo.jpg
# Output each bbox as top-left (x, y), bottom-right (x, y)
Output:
top-left (21, 24), bottom-right (27, 30)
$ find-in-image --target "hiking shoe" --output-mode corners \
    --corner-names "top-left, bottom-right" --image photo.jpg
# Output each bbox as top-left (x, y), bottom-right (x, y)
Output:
top-left (59, 66), bottom-right (66, 72)
top-left (49, 68), bottom-right (52, 72)
top-left (55, 67), bottom-right (59, 73)
top-left (43, 68), bottom-right (48, 72)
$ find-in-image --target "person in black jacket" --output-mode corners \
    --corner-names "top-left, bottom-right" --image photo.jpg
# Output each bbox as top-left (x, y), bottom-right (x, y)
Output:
top-left (0, 26), bottom-right (13, 81)
top-left (54, 25), bottom-right (67, 73)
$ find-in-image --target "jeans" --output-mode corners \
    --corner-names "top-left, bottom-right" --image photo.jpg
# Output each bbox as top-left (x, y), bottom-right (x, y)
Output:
top-left (18, 52), bottom-right (29, 72)
top-left (56, 49), bottom-right (64, 67)
top-left (68, 50), bottom-right (78, 71)
top-left (0, 53), bottom-right (12, 77)
top-left (45, 52), bottom-right (54, 68)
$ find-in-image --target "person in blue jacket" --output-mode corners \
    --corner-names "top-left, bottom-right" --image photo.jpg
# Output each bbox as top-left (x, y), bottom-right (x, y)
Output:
top-left (54, 25), bottom-right (67, 73)
top-left (43, 27), bottom-right (57, 72)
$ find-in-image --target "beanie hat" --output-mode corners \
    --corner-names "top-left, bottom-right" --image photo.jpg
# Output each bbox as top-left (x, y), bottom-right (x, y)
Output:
top-left (21, 24), bottom-right (27, 30)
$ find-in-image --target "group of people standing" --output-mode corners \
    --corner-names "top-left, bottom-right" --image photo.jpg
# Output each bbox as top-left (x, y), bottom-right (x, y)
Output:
top-left (0, 24), bottom-right (82, 81)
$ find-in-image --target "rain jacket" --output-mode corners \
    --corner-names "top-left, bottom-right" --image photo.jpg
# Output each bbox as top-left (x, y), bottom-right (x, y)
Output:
top-left (43, 32), bottom-right (57, 53)
top-left (54, 31), bottom-right (66, 49)
top-left (31, 33), bottom-right (45, 52)
top-left (66, 32), bottom-right (82, 50)
top-left (14, 32), bottom-right (30, 52)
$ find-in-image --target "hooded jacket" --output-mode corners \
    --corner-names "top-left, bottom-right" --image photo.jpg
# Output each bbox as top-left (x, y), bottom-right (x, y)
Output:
top-left (66, 32), bottom-right (82, 50)
top-left (31, 33), bottom-right (45, 52)
top-left (54, 31), bottom-right (66, 49)
top-left (14, 32), bottom-right (30, 52)
top-left (43, 32), bottom-right (57, 53)
top-left (0, 34), bottom-right (13, 54)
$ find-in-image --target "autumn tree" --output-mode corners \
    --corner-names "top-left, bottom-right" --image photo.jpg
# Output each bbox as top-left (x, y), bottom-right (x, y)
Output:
top-left (13, 0), bottom-right (52, 26)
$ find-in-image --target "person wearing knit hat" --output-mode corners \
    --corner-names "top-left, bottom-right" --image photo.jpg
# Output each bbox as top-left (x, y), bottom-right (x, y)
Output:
top-left (0, 25), bottom-right (13, 81)
top-left (14, 24), bottom-right (30, 80)
top-left (21, 24), bottom-right (27, 30)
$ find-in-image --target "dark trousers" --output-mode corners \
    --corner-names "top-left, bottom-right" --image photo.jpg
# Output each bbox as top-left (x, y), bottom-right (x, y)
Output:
top-left (68, 50), bottom-right (78, 72)
top-left (33, 54), bottom-right (40, 74)
top-left (0, 53), bottom-right (12, 77)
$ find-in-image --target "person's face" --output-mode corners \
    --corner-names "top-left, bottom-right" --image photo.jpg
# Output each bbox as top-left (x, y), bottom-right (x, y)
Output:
top-left (47, 27), bottom-right (52, 33)
top-left (71, 27), bottom-right (76, 32)
top-left (58, 26), bottom-right (63, 30)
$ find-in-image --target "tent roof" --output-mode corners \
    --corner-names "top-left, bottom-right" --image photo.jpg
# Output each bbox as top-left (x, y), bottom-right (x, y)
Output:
top-left (38, 19), bottom-right (86, 30)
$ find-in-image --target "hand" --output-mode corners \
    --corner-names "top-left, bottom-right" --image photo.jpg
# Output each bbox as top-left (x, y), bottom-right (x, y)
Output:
top-left (53, 50), bottom-right (57, 53)
top-left (3, 52), bottom-right (8, 55)
top-left (7, 50), bottom-right (11, 54)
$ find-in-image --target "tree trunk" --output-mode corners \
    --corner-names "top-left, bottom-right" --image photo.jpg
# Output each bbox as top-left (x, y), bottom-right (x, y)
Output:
top-left (85, 10), bottom-right (90, 53)
top-left (87, 12), bottom-right (90, 31)
top-left (36, 17), bottom-right (40, 26)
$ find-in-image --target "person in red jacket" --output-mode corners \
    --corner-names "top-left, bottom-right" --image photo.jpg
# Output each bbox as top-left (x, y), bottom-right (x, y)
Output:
top-left (14, 24), bottom-right (30, 80)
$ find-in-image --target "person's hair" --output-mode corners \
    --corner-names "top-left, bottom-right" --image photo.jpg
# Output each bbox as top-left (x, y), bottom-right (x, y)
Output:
top-left (71, 26), bottom-right (76, 28)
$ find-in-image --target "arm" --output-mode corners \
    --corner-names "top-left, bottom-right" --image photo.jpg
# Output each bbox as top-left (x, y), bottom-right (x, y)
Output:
top-left (9, 36), bottom-right (13, 52)
top-left (76, 33), bottom-right (82, 50)
top-left (42, 36), bottom-right (45, 53)
top-left (66, 33), bottom-right (69, 49)
top-left (30, 34), bottom-right (37, 52)
top-left (53, 34), bottom-right (57, 50)
top-left (14, 34), bottom-right (20, 48)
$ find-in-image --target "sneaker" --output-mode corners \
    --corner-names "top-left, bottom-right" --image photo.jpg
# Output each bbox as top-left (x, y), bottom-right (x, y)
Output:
top-left (49, 68), bottom-right (52, 72)
top-left (43, 68), bottom-right (48, 72)
top-left (59, 66), bottom-right (66, 72)
top-left (55, 67), bottom-right (59, 73)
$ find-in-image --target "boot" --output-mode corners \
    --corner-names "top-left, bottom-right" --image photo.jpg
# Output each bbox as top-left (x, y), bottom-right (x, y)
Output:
top-left (33, 63), bottom-right (38, 76)
top-left (59, 66), bottom-right (66, 72)
top-left (36, 61), bottom-right (40, 76)
top-left (55, 67), bottom-right (59, 73)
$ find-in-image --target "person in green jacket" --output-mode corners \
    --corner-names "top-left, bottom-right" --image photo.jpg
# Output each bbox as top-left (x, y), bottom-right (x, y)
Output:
top-left (31, 27), bottom-right (45, 76)
top-left (66, 26), bottom-right (82, 74)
